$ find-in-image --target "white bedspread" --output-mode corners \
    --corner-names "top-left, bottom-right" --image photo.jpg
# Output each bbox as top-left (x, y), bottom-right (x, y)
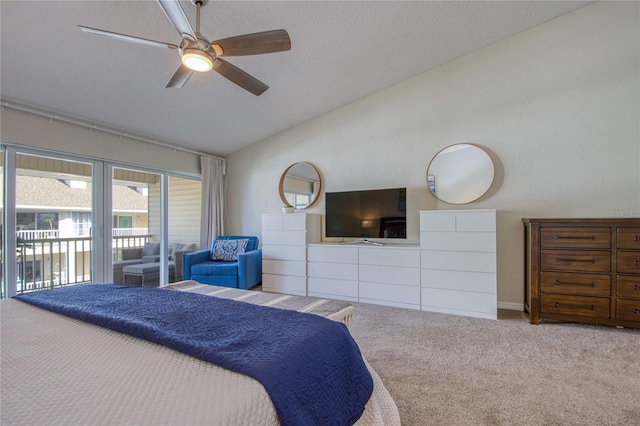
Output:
top-left (1, 298), bottom-right (400, 425)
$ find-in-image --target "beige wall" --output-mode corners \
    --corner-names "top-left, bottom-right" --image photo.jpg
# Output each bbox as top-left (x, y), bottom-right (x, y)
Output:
top-left (1, 108), bottom-right (200, 175)
top-left (226, 2), bottom-right (640, 309)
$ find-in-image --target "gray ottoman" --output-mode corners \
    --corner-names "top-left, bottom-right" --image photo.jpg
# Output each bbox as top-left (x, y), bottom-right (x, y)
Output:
top-left (122, 262), bottom-right (175, 287)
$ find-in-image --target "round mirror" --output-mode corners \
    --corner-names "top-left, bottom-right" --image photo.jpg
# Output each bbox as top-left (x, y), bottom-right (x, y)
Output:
top-left (426, 143), bottom-right (494, 204)
top-left (279, 162), bottom-right (322, 209)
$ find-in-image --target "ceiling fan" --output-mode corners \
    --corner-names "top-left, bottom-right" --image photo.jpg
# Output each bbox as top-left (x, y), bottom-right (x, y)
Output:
top-left (78, 0), bottom-right (291, 96)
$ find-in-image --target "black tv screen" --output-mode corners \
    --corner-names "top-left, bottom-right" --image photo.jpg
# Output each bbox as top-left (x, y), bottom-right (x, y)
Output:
top-left (325, 188), bottom-right (406, 239)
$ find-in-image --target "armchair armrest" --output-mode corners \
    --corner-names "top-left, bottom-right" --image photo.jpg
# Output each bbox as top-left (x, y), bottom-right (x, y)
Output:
top-left (237, 249), bottom-right (262, 290)
top-left (183, 249), bottom-right (211, 280)
top-left (173, 249), bottom-right (196, 281)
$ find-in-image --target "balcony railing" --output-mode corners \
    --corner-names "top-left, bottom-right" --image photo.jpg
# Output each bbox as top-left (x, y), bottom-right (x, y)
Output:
top-left (14, 229), bottom-right (150, 294)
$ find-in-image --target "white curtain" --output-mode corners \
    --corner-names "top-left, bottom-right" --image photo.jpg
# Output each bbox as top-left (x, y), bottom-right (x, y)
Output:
top-left (200, 156), bottom-right (225, 249)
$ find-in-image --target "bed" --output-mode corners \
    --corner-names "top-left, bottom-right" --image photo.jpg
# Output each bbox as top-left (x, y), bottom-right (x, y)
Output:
top-left (0, 283), bottom-right (400, 426)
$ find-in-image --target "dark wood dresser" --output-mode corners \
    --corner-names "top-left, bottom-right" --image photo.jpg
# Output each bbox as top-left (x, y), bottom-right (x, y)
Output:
top-left (523, 218), bottom-right (640, 328)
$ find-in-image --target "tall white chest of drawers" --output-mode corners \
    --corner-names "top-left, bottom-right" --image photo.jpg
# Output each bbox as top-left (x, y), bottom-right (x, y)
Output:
top-left (420, 209), bottom-right (497, 319)
top-left (261, 213), bottom-right (321, 296)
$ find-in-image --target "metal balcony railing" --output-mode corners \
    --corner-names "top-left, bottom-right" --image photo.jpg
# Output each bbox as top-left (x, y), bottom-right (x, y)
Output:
top-left (14, 229), bottom-right (150, 294)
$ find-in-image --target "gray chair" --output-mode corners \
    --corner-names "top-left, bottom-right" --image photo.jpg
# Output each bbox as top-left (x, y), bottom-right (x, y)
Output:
top-left (112, 242), bottom-right (160, 283)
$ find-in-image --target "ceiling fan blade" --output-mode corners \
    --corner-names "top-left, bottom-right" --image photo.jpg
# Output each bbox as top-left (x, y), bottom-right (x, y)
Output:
top-left (166, 64), bottom-right (193, 88)
top-left (211, 30), bottom-right (291, 57)
top-left (78, 25), bottom-right (178, 49)
top-left (213, 59), bottom-right (268, 96)
top-left (155, 0), bottom-right (197, 42)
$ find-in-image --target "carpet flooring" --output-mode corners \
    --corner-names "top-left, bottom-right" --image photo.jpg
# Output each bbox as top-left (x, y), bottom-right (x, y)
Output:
top-left (347, 303), bottom-right (640, 426)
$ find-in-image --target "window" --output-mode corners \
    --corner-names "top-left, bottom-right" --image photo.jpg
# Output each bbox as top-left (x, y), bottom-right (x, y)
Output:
top-left (113, 215), bottom-right (133, 228)
top-left (37, 213), bottom-right (58, 231)
top-left (17, 212), bottom-right (35, 230)
top-left (72, 212), bottom-right (92, 236)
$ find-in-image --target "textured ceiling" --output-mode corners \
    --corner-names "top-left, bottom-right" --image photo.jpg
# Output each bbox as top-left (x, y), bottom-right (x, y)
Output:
top-left (1, 1), bottom-right (591, 156)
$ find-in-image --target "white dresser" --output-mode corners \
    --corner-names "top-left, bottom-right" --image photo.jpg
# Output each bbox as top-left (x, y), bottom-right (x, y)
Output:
top-left (307, 245), bottom-right (359, 302)
top-left (261, 210), bottom-right (497, 318)
top-left (357, 246), bottom-right (421, 309)
top-left (307, 244), bottom-right (421, 308)
top-left (261, 213), bottom-right (321, 296)
top-left (420, 209), bottom-right (497, 319)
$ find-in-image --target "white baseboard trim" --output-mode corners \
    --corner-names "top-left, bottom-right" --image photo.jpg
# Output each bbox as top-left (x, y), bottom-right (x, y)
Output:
top-left (498, 301), bottom-right (523, 311)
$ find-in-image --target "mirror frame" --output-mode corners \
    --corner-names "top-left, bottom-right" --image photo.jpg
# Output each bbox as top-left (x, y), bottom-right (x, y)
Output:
top-left (426, 143), bottom-right (495, 205)
top-left (279, 161), bottom-right (322, 209)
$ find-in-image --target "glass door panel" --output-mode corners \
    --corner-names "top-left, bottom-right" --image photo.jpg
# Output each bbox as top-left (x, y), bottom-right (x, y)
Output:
top-left (112, 167), bottom-right (161, 285)
top-left (15, 153), bottom-right (94, 292)
top-left (0, 149), bottom-right (4, 297)
top-left (168, 175), bottom-right (201, 283)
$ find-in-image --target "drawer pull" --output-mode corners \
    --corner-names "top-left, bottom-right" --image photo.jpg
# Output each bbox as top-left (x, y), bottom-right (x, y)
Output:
top-left (555, 235), bottom-right (595, 240)
top-left (635, 285), bottom-right (640, 291)
top-left (555, 257), bottom-right (595, 264)
top-left (635, 235), bottom-right (640, 241)
top-left (554, 302), bottom-right (560, 308)
top-left (589, 305), bottom-right (594, 310)
top-left (635, 308), bottom-right (640, 315)
top-left (635, 259), bottom-right (640, 266)
top-left (555, 280), bottom-right (595, 287)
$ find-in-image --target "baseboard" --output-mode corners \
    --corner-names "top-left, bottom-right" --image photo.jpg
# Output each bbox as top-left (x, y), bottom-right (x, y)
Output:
top-left (498, 301), bottom-right (523, 311)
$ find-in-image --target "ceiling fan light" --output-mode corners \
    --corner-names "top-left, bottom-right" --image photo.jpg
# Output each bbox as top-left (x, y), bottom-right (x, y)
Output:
top-left (181, 49), bottom-right (213, 72)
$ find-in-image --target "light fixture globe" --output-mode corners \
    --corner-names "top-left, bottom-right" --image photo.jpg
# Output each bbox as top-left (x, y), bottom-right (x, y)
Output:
top-left (181, 48), bottom-right (214, 72)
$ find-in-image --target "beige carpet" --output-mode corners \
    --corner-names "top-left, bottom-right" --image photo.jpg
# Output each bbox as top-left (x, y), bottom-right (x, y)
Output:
top-left (347, 303), bottom-right (640, 426)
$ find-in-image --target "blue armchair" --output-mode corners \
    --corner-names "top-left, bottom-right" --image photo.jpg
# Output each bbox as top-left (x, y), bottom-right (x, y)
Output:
top-left (183, 236), bottom-right (262, 289)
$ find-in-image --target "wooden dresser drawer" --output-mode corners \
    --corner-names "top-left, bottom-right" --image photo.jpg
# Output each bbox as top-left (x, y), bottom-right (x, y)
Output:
top-left (616, 299), bottom-right (640, 322)
top-left (617, 276), bottom-right (640, 299)
top-left (540, 294), bottom-right (610, 319)
top-left (541, 228), bottom-right (610, 249)
top-left (540, 272), bottom-right (610, 297)
top-left (540, 250), bottom-right (611, 273)
top-left (617, 251), bottom-right (640, 274)
top-left (617, 228), bottom-right (640, 250)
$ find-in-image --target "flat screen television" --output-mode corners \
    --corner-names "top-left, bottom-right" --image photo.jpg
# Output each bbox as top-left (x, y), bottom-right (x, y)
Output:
top-left (325, 188), bottom-right (406, 239)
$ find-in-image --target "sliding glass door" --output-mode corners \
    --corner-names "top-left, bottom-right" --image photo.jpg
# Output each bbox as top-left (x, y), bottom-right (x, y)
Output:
top-left (10, 151), bottom-right (96, 294)
top-left (0, 149), bottom-right (4, 297)
top-left (2, 146), bottom-right (202, 297)
top-left (111, 167), bottom-right (161, 285)
top-left (168, 175), bottom-right (201, 282)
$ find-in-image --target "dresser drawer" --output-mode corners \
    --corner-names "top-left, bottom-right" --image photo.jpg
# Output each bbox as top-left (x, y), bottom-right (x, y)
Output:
top-left (540, 250), bottom-right (610, 273)
top-left (262, 259), bottom-right (306, 277)
top-left (616, 299), bottom-right (640, 322)
top-left (540, 294), bottom-right (610, 319)
top-left (617, 228), bottom-right (640, 250)
top-left (540, 272), bottom-right (610, 297)
top-left (541, 228), bottom-right (610, 249)
top-left (262, 230), bottom-right (307, 246)
top-left (617, 251), bottom-right (640, 274)
top-left (617, 276), bottom-right (640, 299)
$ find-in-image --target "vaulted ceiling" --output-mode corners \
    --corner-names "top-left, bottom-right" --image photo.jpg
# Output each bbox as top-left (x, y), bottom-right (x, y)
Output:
top-left (1, 1), bottom-right (591, 156)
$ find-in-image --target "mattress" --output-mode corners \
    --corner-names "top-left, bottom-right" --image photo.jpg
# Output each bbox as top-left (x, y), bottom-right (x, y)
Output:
top-left (0, 289), bottom-right (400, 425)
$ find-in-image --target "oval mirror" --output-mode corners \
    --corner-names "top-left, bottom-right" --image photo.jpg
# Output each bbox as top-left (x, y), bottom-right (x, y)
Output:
top-left (426, 143), bottom-right (494, 204)
top-left (279, 162), bottom-right (322, 209)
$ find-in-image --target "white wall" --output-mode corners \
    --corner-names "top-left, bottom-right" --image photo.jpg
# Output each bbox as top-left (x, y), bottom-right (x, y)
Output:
top-left (226, 2), bottom-right (640, 309)
top-left (1, 108), bottom-right (201, 175)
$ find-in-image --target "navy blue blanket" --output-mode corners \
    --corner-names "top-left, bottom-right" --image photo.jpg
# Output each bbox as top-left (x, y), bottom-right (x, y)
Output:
top-left (15, 284), bottom-right (373, 426)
